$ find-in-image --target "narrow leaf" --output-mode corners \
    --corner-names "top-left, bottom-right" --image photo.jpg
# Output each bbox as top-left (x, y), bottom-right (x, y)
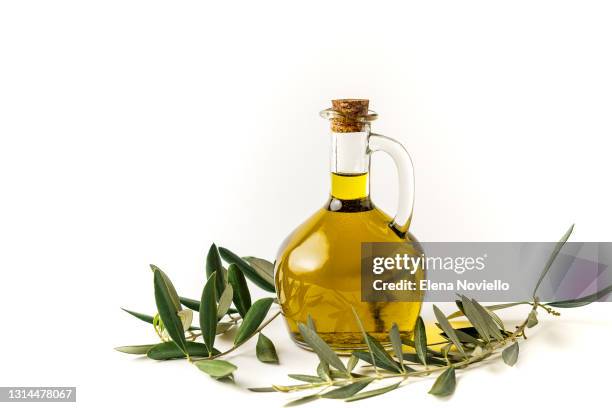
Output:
top-left (228, 264), bottom-right (252, 317)
top-left (217, 285), bottom-right (233, 318)
top-left (352, 351), bottom-right (410, 373)
top-left (547, 283), bottom-right (612, 308)
top-left (147, 341), bottom-right (215, 360)
top-left (285, 394), bottom-right (320, 406)
top-left (287, 374), bottom-right (324, 383)
top-left (366, 334), bottom-right (402, 373)
top-left (429, 366), bottom-right (456, 397)
top-left (153, 267), bottom-right (188, 355)
top-left (200, 272), bottom-right (218, 354)
top-left (178, 296), bottom-right (200, 311)
top-left (433, 305), bottom-right (465, 356)
top-left (150, 264), bottom-right (182, 310)
top-left (389, 323), bottom-right (405, 371)
top-left (234, 297), bottom-right (274, 345)
top-left (206, 243), bottom-right (226, 300)
top-left (317, 362), bottom-right (331, 381)
top-left (194, 359), bottom-right (237, 379)
top-left (414, 316), bottom-right (428, 366)
top-left (121, 308), bottom-right (154, 324)
top-left (459, 296), bottom-right (491, 342)
top-left (297, 323), bottom-right (347, 373)
top-left (216, 321), bottom-right (234, 334)
top-left (248, 387), bottom-right (277, 392)
top-left (345, 382), bottom-right (400, 402)
top-left (114, 344), bottom-right (157, 355)
top-left (321, 378), bottom-right (374, 399)
top-left (502, 342), bottom-right (519, 366)
top-left (219, 247), bottom-right (276, 292)
top-left (402, 353), bottom-right (446, 366)
top-left (533, 224), bottom-right (574, 297)
top-left (471, 299), bottom-right (504, 341)
top-left (256, 332), bottom-right (279, 363)
top-left (243, 256), bottom-right (275, 283)
top-left (347, 354), bottom-right (359, 372)
top-left (350, 307), bottom-right (378, 373)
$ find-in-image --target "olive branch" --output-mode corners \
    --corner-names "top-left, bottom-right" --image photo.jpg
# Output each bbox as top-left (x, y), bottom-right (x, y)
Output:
top-left (116, 225), bottom-right (612, 404)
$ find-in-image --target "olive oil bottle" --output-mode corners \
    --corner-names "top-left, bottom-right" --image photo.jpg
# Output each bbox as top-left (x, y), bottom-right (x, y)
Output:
top-left (275, 99), bottom-right (423, 352)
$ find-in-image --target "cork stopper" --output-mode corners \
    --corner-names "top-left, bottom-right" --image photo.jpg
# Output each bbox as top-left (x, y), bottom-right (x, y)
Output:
top-left (330, 99), bottom-right (370, 133)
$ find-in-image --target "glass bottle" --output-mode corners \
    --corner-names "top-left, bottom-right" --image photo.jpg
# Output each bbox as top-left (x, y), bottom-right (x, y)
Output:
top-left (275, 99), bottom-right (424, 352)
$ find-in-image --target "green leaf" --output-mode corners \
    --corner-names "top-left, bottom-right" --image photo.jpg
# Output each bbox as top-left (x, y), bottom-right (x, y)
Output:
top-left (470, 299), bottom-right (504, 341)
top-left (345, 382), bottom-right (400, 402)
top-left (352, 351), bottom-right (408, 373)
top-left (248, 387), bottom-right (277, 392)
top-left (178, 297), bottom-right (200, 311)
top-left (350, 307), bottom-right (379, 374)
top-left (219, 247), bottom-right (276, 292)
top-left (243, 256), bottom-right (275, 283)
top-left (389, 323), bottom-right (405, 371)
top-left (147, 341), bottom-right (216, 360)
top-left (228, 264), bottom-right (252, 317)
top-left (347, 354), bottom-right (359, 372)
top-left (234, 297), bottom-right (274, 345)
top-left (447, 302), bottom-right (527, 320)
top-left (321, 378), bottom-right (374, 399)
top-left (217, 285), bottom-right (234, 318)
top-left (194, 359), bottom-right (237, 379)
top-left (297, 323), bottom-right (347, 373)
top-left (546, 283), bottom-right (612, 308)
top-left (459, 296), bottom-right (491, 342)
top-left (287, 374), bottom-right (324, 383)
top-left (413, 316), bottom-right (428, 366)
top-left (153, 267), bottom-right (188, 355)
top-left (114, 344), bottom-right (157, 355)
top-left (433, 305), bottom-right (466, 357)
top-left (429, 366), bottom-right (456, 397)
top-left (285, 394), bottom-right (320, 406)
top-left (533, 224), bottom-right (574, 297)
top-left (526, 310), bottom-right (538, 328)
top-left (150, 264), bottom-right (182, 310)
top-left (317, 362), bottom-right (331, 381)
top-left (502, 342), bottom-right (519, 366)
top-left (365, 334), bottom-right (402, 373)
top-left (200, 272), bottom-right (218, 355)
top-left (121, 308), bottom-right (154, 324)
top-left (216, 321), bottom-right (234, 334)
top-left (256, 332), bottom-right (279, 363)
top-left (206, 243), bottom-right (226, 300)
top-left (402, 353), bottom-right (446, 366)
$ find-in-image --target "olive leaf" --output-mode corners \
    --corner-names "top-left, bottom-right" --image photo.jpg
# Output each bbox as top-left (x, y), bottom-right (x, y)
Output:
top-left (120, 308), bottom-right (154, 324)
top-left (459, 296), bottom-right (491, 342)
top-left (413, 316), bottom-right (428, 366)
top-left (114, 344), bottom-right (157, 355)
top-left (256, 332), bottom-right (279, 364)
top-left (352, 351), bottom-right (408, 373)
top-left (321, 378), bottom-right (374, 399)
top-left (502, 342), bottom-right (519, 366)
top-left (200, 272), bottom-right (218, 355)
top-left (297, 322), bottom-right (347, 373)
top-left (345, 382), bottom-right (401, 402)
top-left (147, 341), bottom-right (218, 360)
top-left (429, 366), bottom-right (456, 397)
top-left (206, 243), bottom-right (227, 300)
top-left (546, 283), bottom-right (612, 308)
top-left (194, 359), bottom-right (237, 379)
top-left (216, 321), bottom-right (234, 334)
top-left (178, 297), bottom-right (200, 312)
top-left (526, 310), bottom-right (538, 328)
top-left (317, 362), bottom-right (331, 381)
top-left (153, 267), bottom-right (188, 355)
top-left (219, 247), bottom-right (276, 292)
top-left (470, 299), bottom-right (504, 341)
top-left (347, 355), bottom-right (359, 373)
top-left (150, 264), bottom-right (182, 310)
top-left (217, 285), bottom-right (233, 319)
top-left (288, 374), bottom-right (324, 383)
top-left (365, 334), bottom-right (402, 373)
top-left (402, 353), bottom-right (445, 366)
top-left (285, 394), bottom-right (320, 406)
top-left (228, 264), bottom-right (252, 317)
top-left (350, 307), bottom-right (378, 373)
top-left (389, 323), bottom-right (405, 371)
top-left (243, 256), bottom-right (275, 284)
top-left (533, 224), bottom-right (574, 297)
top-left (433, 305), bottom-right (466, 357)
top-left (234, 297), bottom-right (274, 345)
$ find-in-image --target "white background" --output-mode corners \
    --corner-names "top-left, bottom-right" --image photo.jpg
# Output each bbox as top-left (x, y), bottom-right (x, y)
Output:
top-left (0, 0), bottom-right (610, 407)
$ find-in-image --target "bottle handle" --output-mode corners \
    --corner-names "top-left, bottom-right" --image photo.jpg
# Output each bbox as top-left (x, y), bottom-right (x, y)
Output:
top-left (368, 133), bottom-right (415, 235)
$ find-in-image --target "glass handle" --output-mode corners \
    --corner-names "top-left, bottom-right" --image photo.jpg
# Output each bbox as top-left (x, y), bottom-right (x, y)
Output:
top-left (368, 133), bottom-right (415, 234)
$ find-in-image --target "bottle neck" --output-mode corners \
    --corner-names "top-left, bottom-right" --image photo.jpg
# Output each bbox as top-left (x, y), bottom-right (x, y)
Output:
top-left (328, 127), bottom-right (373, 207)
